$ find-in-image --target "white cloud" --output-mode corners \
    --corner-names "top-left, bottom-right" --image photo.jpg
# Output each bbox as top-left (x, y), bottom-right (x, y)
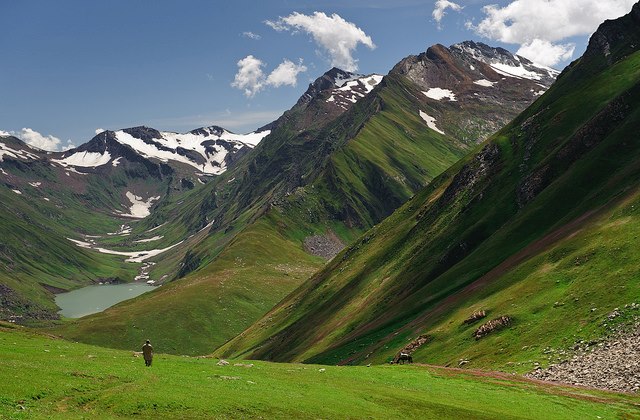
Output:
top-left (265, 12), bottom-right (375, 72)
top-left (12, 128), bottom-right (62, 151)
top-left (517, 39), bottom-right (575, 67)
top-left (231, 55), bottom-right (266, 97)
top-left (62, 140), bottom-right (76, 151)
top-left (433, 0), bottom-right (463, 28)
top-left (232, 56), bottom-right (308, 97)
top-left (242, 31), bottom-right (261, 40)
top-left (468, 0), bottom-right (637, 66)
top-left (95, 128), bottom-right (106, 135)
top-left (1, 128), bottom-right (75, 151)
top-left (266, 59), bottom-right (308, 87)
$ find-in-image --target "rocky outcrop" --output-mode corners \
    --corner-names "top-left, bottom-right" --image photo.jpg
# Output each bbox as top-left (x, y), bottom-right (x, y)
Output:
top-left (474, 315), bottom-right (512, 340)
top-left (439, 143), bottom-right (500, 208)
top-left (393, 334), bottom-right (431, 363)
top-left (517, 85), bottom-right (635, 208)
top-left (583, 2), bottom-right (640, 66)
top-left (463, 310), bottom-right (487, 325)
top-left (303, 232), bottom-right (345, 260)
top-left (527, 320), bottom-right (640, 393)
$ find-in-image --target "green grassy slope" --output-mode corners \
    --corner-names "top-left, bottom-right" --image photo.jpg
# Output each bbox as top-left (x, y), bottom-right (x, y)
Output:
top-left (216, 9), bottom-right (640, 368)
top-left (2, 325), bottom-right (638, 419)
top-left (0, 186), bottom-right (136, 321)
top-left (52, 73), bottom-right (471, 355)
top-left (0, 133), bottom-right (199, 321)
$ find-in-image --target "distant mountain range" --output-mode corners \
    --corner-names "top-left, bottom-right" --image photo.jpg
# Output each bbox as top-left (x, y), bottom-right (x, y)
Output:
top-left (27, 38), bottom-right (562, 355)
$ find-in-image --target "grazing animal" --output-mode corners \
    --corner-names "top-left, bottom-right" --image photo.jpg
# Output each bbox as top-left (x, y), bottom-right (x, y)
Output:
top-left (397, 352), bottom-right (413, 364)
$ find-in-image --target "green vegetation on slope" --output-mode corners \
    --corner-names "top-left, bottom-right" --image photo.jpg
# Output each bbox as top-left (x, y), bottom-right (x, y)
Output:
top-left (54, 73), bottom-right (470, 355)
top-left (1, 325), bottom-right (638, 419)
top-left (0, 186), bottom-right (136, 321)
top-left (216, 16), bottom-right (640, 368)
top-left (0, 135), bottom-right (188, 321)
top-left (54, 218), bottom-right (324, 355)
top-left (409, 189), bottom-right (640, 372)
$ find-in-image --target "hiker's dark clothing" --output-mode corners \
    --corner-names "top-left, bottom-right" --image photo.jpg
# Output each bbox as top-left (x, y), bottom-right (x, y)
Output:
top-left (142, 343), bottom-right (153, 367)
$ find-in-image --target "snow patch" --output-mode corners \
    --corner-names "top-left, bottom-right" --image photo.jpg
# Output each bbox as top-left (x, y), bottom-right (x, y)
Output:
top-left (326, 74), bottom-right (382, 106)
top-left (111, 157), bottom-right (122, 167)
top-left (64, 167), bottom-right (88, 175)
top-left (360, 74), bottom-right (383, 93)
top-left (419, 110), bottom-right (445, 135)
top-left (490, 63), bottom-right (542, 80)
top-left (334, 73), bottom-right (361, 87)
top-left (133, 235), bottom-right (163, 244)
top-left (67, 237), bottom-right (183, 263)
top-left (53, 151), bottom-right (112, 168)
top-left (122, 192), bottom-right (160, 219)
top-left (12, 189), bottom-right (22, 195)
top-left (0, 143), bottom-right (40, 162)
top-left (147, 223), bottom-right (166, 233)
top-left (107, 224), bottom-right (132, 236)
top-left (43, 197), bottom-right (50, 201)
top-left (423, 88), bottom-right (457, 101)
top-left (29, 182), bottom-right (41, 188)
top-left (473, 79), bottom-right (496, 87)
top-left (114, 129), bottom-right (269, 175)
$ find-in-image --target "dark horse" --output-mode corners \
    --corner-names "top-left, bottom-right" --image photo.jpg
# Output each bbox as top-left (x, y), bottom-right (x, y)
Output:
top-left (397, 352), bottom-right (413, 364)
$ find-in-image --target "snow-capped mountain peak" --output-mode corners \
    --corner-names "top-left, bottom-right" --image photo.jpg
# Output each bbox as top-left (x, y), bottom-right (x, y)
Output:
top-left (0, 136), bottom-right (43, 162)
top-left (325, 73), bottom-right (384, 111)
top-left (296, 67), bottom-right (384, 111)
top-left (450, 41), bottom-right (559, 83)
top-left (48, 125), bottom-right (270, 175)
top-left (111, 126), bottom-right (270, 175)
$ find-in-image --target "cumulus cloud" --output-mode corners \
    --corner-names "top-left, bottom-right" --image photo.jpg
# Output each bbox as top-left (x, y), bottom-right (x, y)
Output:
top-left (231, 55), bottom-right (266, 97)
top-left (231, 56), bottom-right (308, 97)
top-left (266, 59), bottom-right (308, 87)
top-left (265, 12), bottom-right (375, 72)
top-left (432, 0), bottom-right (463, 28)
top-left (516, 39), bottom-right (575, 67)
top-left (11, 128), bottom-right (63, 151)
top-left (242, 31), bottom-right (261, 40)
top-left (1, 128), bottom-right (75, 151)
top-left (468, 0), bottom-right (637, 66)
top-left (62, 140), bottom-right (76, 151)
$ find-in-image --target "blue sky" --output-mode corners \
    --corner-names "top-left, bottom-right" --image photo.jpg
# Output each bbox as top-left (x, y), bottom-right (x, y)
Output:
top-left (1, 0), bottom-right (636, 150)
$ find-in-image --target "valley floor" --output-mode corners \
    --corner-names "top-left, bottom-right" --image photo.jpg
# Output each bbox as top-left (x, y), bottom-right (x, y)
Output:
top-left (1, 324), bottom-right (639, 419)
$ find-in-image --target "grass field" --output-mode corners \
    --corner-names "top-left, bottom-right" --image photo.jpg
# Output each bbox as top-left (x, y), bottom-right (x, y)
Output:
top-left (1, 325), bottom-right (639, 419)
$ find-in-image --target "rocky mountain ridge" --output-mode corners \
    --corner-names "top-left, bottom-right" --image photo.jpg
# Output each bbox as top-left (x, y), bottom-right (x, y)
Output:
top-left (392, 40), bottom-right (558, 143)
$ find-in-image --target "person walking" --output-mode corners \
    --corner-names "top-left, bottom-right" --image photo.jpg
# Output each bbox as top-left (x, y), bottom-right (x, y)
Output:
top-left (142, 340), bottom-right (153, 367)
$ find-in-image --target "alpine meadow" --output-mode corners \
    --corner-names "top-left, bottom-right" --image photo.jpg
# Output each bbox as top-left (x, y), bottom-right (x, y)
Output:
top-left (2, 1), bottom-right (640, 419)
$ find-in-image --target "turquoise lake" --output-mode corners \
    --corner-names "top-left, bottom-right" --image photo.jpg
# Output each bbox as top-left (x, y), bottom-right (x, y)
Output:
top-left (55, 283), bottom-right (156, 318)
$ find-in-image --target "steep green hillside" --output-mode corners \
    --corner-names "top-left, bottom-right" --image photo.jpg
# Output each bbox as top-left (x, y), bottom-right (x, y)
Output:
top-left (0, 183), bottom-right (137, 322)
top-left (217, 5), bottom-right (640, 369)
top-left (53, 72), bottom-right (474, 355)
top-left (0, 135), bottom-right (187, 320)
top-left (2, 325), bottom-right (638, 419)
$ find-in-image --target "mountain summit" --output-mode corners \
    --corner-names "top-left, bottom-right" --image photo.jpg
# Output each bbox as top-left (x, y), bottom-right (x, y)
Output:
top-left (392, 41), bottom-right (558, 143)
